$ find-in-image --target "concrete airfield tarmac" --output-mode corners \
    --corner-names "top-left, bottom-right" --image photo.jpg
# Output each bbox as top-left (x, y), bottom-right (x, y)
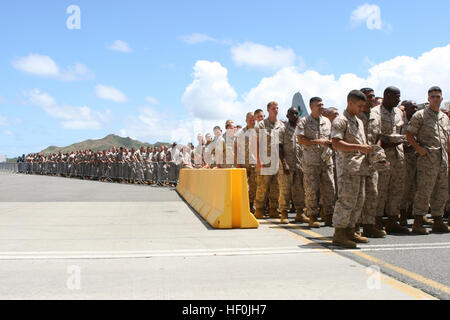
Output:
top-left (0, 172), bottom-right (446, 300)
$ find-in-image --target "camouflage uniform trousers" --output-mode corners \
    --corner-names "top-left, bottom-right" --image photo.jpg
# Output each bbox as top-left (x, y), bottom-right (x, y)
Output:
top-left (167, 162), bottom-right (180, 183)
top-left (278, 168), bottom-right (305, 212)
top-left (401, 148), bottom-right (417, 212)
top-left (303, 164), bottom-right (335, 218)
top-left (255, 169), bottom-right (279, 210)
top-left (135, 162), bottom-right (144, 182)
top-left (376, 150), bottom-right (405, 217)
top-left (69, 163), bottom-right (75, 176)
top-left (118, 163), bottom-right (124, 180)
top-left (242, 165), bottom-right (257, 205)
top-left (158, 162), bottom-right (168, 183)
top-left (151, 163), bottom-right (159, 182)
top-left (413, 152), bottom-right (448, 217)
top-left (143, 162), bottom-right (153, 182)
top-left (128, 162), bottom-right (136, 181)
top-left (361, 170), bottom-right (379, 225)
top-left (105, 163), bottom-right (113, 179)
top-left (333, 174), bottom-right (366, 228)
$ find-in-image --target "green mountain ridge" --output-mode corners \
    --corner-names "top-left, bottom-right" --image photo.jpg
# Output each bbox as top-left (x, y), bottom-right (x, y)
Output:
top-left (39, 134), bottom-right (170, 154)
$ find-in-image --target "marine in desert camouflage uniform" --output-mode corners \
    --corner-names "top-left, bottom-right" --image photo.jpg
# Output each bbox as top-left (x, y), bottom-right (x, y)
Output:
top-left (254, 101), bottom-right (284, 219)
top-left (358, 88), bottom-right (386, 238)
top-left (235, 112), bottom-right (258, 213)
top-left (297, 97), bottom-right (335, 228)
top-left (407, 86), bottom-right (450, 234)
top-left (331, 90), bottom-right (373, 248)
top-left (371, 86), bottom-right (410, 234)
top-left (278, 107), bottom-right (308, 224)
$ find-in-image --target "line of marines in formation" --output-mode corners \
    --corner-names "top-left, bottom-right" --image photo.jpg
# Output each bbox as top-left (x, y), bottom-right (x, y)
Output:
top-left (186, 86), bottom-right (450, 249)
top-left (15, 85), bottom-right (450, 249)
top-left (17, 145), bottom-right (181, 186)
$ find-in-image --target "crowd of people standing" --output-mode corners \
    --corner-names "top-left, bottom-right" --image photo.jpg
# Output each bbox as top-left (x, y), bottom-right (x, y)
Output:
top-left (185, 86), bottom-right (450, 249)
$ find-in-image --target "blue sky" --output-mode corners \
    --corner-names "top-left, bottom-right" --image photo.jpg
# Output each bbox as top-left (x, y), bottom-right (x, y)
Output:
top-left (1, 0), bottom-right (450, 157)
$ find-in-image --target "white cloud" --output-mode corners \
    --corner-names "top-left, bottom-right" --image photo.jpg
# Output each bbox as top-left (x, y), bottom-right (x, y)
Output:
top-left (184, 44), bottom-right (450, 119)
top-left (180, 33), bottom-right (217, 44)
top-left (245, 45), bottom-right (450, 112)
top-left (351, 3), bottom-right (385, 30)
top-left (231, 42), bottom-right (298, 69)
top-left (107, 40), bottom-right (133, 53)
top-left (13, 54), bottom-right (59, 77)
top-left (26, 89), bottom-right (112, 130)
top-left (12, 54), bottom-right (93, 81)
top-left (95, 85), bottom-right (128, 103)
top-left (145, 96), bottom-right (159, 105)
top-left (119, 106), bottom-right (220, 145)
top-left (123, 44), bottom-right (450, 145)
top-left (182, 60), bottom-right (244, 120)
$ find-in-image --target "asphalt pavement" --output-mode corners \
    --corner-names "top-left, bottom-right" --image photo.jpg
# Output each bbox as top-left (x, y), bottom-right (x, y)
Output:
top-left (260, 216), bottom-right (450, 300)
top-left (0, 172), bottom-right (445, 300)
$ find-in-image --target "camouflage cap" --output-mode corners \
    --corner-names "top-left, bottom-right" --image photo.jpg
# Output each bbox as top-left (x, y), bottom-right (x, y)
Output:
top-left (382, 134), bottom-right (405, 144)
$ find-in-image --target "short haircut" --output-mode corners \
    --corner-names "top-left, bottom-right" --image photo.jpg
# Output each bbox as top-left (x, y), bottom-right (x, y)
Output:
top-left (225, 120), bottom-right (235, 129)
top-left (327, 107), bottom-right (339, 112)
top-left (310, 97), bottom-right (322, 106)
top-left (428, 86), bottom-right (442, 95)
top-left (384, 86), bottom-right (400, 95)
top-left (213, 126), bottom-right (222, 131)
top-left (375, 97), bottom-right (383, 101)
top-left (347, 90), bottom-right (367, 103)
top-left (360, 88), bottom-right (374, 95)
top-left (246, 111), bottom-right (254, 119)
top-left (254, 109), bottom-right (264, 115)
top-left (267, 101), bottom-right (278, 109)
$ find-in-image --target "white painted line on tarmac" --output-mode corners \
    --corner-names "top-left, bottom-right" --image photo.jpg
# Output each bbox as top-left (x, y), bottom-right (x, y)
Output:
top-left (0, 247), bottom-right (329, 260)
top-left (357, 245), bottom-right (450, 252)
top-left (0, 246), bottom-right (311, 255)
top-left (0, 243), bottom-right (448, 260)
top-left (358, 242), bottom-right (450, 248)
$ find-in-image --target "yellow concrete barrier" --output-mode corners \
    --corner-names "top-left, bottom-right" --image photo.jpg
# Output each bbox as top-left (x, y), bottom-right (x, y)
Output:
top-left (176, 168), bottom-right (259, 229)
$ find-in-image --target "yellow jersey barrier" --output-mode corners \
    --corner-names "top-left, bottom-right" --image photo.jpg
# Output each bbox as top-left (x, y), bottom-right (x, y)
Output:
top-left (176, 168), bottom-right (259, 229)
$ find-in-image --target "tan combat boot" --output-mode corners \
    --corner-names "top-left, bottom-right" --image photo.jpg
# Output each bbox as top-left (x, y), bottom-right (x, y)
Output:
top-left (412, 215), bottom-right (429, 235)
top-left (323, 215), bottom-right (333, 227)
top-left (385, 216), bottom-right (410, 234)
top-left (346, 227), bottom-right (369, 243)
top-left (295, 209), bottom-right (310, 223)
top-left (423, 215), bottom-right (433, 226)
top-left (254, 208), bottom-right (265, 219)
top-left (362, 224), bottom-right (386, 238)
top-left (332, 228), bottom-right (357, 249)
top-left (308, 215), bottom-right (321, 228)
top-left (432, 217), bottom-right (450, 233)
top-left (268, 208), bottom-right (280, 218)
top-left (280, 211), bottom-right (289, 224)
